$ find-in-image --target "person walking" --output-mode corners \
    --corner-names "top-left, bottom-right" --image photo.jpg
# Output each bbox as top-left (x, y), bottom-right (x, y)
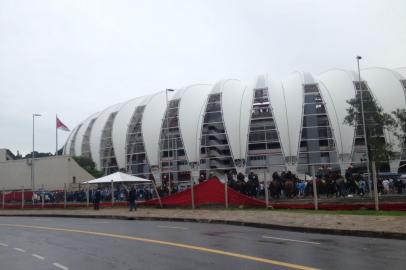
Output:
top-left (94, 188), bottom-right (101, 210)
top-left (128, 186), bottom-right (137, 211)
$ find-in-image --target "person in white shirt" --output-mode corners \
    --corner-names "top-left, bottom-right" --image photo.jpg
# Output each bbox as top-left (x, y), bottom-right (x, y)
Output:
top-left (382, 179), bottom-right (390, 194)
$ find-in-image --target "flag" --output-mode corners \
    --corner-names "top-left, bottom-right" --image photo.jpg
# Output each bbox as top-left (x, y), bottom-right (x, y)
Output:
top-left (56, 117), bottom-right (70, 132)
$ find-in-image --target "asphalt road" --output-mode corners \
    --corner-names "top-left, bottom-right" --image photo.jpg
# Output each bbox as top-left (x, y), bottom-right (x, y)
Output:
top-left (0, 217), bottom-right (405, 270)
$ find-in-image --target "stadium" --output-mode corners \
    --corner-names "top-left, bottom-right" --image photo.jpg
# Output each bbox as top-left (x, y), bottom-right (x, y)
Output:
top-left (63, 67), bottom-right (406, 186)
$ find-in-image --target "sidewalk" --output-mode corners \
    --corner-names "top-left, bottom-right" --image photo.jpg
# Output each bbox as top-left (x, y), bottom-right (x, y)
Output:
top-left (0, 207), bottom-right (405, 239)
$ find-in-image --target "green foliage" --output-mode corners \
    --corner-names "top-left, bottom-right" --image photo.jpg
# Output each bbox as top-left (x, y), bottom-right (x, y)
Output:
top-left (73, 156), bottom-right (103, 178)
top-left (392, 108), bottom-right (406, 146)
top-left (344, 89), bottom-right (395, 168)
top-left (24, 151), bottom-right (53, 158)
top-left (275, 209), bottom-right (406, 216)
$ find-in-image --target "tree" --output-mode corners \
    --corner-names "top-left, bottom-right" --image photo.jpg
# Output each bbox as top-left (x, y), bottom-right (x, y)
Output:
top-left (392, 108), bottom-right (406, 172)
top-left (24, 151), bottom-right (53, 159)
top-left (344, 84), bottom-right (395, 171)
top-left (73, 156), bottom-right (103, 178)
top-left (392, 108), bottom-right (406, 144)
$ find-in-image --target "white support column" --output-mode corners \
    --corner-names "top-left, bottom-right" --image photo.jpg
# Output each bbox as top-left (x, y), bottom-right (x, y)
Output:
top-left (64, 183), bottom-right (67, 208)
top-left (190, 163), bottom-right (199, 209)
top-left (21, 187), bottom-right (24, 209)
top-left (151, 166), bottom-right (162, 187)
top-left (190, 177), bottom-right (195, 209)
top-left (224, 174), bottom-right (228, 209)
top-left (264, 171), bottom-right (269, 208)
top-left (372, 161), bottom-right (379, 211)
top-left (41, 184), bottom-right (44, 208)
top-left (311, 166), bottom-right (318, 210)
top-left (86, 184), bottom-right (89, 208)
top-left (111, 180), bottom-right (114, 206)
top-left (2, 187), bottom-right (4, 209)
top-left (152, 182), bottom-right (163, 208)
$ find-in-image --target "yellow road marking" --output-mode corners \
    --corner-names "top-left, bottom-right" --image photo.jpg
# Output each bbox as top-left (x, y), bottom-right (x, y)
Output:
top-left (0, 223), bottom-right (319, 270)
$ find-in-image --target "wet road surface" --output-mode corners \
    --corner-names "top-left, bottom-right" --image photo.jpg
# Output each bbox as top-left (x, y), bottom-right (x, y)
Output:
top-left (0, 216), bottom-right (405, 270)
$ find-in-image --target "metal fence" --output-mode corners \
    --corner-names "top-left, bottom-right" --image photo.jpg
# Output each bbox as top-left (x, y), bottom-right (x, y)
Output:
top-left (0, 182), bottom-right (159, 209)
top-left (1, 174), bottom-right (405, 210)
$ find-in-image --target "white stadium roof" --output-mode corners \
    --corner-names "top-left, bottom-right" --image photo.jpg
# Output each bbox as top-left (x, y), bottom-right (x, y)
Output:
top-left (64, 67), bottom-right (406, 175)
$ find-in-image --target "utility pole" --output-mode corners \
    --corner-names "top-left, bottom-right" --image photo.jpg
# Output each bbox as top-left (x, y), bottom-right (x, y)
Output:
top-left (356, 56), bottom-right (372, 196)
top-left (165, 89), bottom-right (175, 195)
top-left (31, 114), bottom-right (41, 191)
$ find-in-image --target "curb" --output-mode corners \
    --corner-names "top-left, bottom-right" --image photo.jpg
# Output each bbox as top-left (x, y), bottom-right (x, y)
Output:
top-left (1, 213), bottom-right (406, 240)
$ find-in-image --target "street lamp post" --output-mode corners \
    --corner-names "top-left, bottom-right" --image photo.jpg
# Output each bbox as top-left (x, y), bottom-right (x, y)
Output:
top-left (165, 89), bottom-right (175, 195)
top-left (356, 56), bottom-right (372, 196)
top-left (31, 114), bottom-right (41, 192)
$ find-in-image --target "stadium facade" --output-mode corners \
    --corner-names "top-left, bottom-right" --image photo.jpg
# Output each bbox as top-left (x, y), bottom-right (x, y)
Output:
top-left (64, 67), bottom-right (406, 185)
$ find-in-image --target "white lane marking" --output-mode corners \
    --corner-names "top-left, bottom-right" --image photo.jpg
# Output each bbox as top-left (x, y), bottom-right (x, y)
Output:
top-left (0, 242), bottom-right (9, 247)
top-left (262, 236), bottom-right (321, 245)
top-left (157, 225), bottom-right (188, 230)
top-left (53, 262), bottom-right (69, 270)
top-left (33, 218), bottom-right (52, 221)
top-left (14, 247), bottom-right (26, 252)
top-left (32, 254), bottom-right (45, 260)
top-left (90, 221), bottom-right (110, 224)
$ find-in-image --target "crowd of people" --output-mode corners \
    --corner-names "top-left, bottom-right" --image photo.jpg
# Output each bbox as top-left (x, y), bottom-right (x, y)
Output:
top-left (8, 166), bottom-right (405, 207)
top-left (225, 166), bottom-right (406, 200)
top-left (227, 171), bottom-right (262, 197)
top-left (29, 184), bottom-right (156, 204)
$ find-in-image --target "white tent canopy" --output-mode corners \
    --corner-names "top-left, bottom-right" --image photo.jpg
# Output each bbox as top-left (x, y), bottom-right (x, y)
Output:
top-left (83, 172), bottom-right (152, 184)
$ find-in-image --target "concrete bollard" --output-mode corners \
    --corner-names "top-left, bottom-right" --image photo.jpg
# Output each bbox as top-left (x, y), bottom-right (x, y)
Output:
top-left (41, 184), bottom-right (45, 208)
top-left (224, 177), bottom-right (228, 209)
top-left (86, 184), bottom-right (89, 208)
top-left (64, 183), bottom-right (67, 208)
top-left (111, 180), bottom-right (114, 206)
top-left (264, 171), bottom-right (269, 209)
top-left (21, 187), bottom-right (25, 209)
top-left (2, 187), bottom-right (4, 209)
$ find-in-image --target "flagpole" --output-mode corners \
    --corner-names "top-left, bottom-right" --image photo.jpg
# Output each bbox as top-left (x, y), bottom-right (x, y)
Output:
top-left (56, 117), bottom-right (70, 154)
top-left (56, 114), bottom-right (58, 156)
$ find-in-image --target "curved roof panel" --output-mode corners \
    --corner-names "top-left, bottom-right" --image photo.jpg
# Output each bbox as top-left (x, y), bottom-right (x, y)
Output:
top-left (239, 83), bottom-right (253, 161)
top-left (281, 72), bottom-right (306, 158)
top-left (112, 96), bottom-right (147, 169)
top-left (141, 91), bottom-right (167, 166)
top-left (63, 126), bottom-right (78, 155)
top-left (73, 112), bottom-right (101, 157)
top-left (268, 78), bottom-right (290, 159)
top-left (317, 69), bottom-right (357, 158)
top-left (395, 67), bottom-right (406, 78)
top-left (90, 103), bottom-right (124, 169)
top-left (362, 67), bottom-right (406, 152)
top-left (217, 79), bottom-right (251, 160)
top-left (177, 84), bottom-right (212, 163)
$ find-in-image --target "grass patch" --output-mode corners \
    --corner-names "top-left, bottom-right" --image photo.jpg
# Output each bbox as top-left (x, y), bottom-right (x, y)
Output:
top-left (273, 209), bottom-right (406, 216)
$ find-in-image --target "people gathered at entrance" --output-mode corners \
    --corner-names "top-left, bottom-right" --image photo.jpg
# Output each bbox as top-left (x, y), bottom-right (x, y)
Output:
top-left (224, 165), bottom-right (405, 199)
top-left (22, 166), bottom-right (404, 209)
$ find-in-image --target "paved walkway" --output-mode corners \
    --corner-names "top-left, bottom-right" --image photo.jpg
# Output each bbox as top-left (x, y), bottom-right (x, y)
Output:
top-left (0, 208), bottom-right (405, 239)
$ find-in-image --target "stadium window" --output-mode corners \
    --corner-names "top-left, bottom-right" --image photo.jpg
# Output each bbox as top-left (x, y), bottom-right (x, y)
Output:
top-left (304, 84), bottom-right (319, 93)
top-left (401, 80), bottom-right (406, 90)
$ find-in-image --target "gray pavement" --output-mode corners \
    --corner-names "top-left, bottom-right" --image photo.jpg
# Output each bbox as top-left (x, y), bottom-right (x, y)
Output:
top-left (0, 216), bottom-right (405, 270)
top-left (1, 207), bottom-right (406, 239)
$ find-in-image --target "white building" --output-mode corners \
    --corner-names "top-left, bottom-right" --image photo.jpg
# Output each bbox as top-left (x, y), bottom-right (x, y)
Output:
top-left (0, 149), bottom-right (94, 190)
top-left (64, 68), bottom-right (406, 185)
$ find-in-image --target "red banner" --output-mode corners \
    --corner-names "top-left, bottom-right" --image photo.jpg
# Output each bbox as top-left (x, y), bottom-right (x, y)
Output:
top-left (56, 117), bottom-right (70, 131)
top-left (143, 178), bottom-right (266, 207)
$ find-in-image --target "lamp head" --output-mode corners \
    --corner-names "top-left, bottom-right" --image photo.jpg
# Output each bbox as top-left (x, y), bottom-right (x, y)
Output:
top-left (356, 56), bottom-right (362, 60)
top-left (166, 89), bottom-right (175, 92)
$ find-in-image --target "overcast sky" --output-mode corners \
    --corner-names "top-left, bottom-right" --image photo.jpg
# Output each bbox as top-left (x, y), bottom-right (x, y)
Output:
top-left (1, 0), bottom-right (405, 156)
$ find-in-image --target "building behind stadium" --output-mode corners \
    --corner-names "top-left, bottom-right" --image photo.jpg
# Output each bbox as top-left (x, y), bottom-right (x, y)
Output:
top-left (63, 67), bottom-right (406, 186)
